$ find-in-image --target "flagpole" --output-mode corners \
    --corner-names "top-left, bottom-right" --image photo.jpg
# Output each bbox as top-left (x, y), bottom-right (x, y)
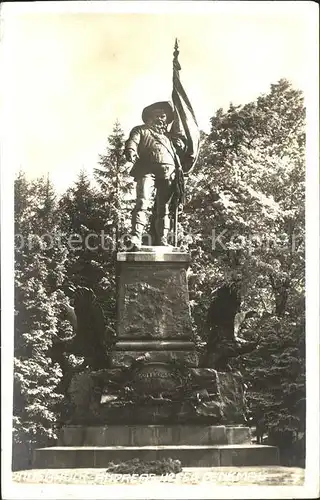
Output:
top-left (173, 38), bottom-right (181, 71)
top-left (171, 38), bottom-right (200, 248)
top-left (173, 38), bottom-right (180, 248)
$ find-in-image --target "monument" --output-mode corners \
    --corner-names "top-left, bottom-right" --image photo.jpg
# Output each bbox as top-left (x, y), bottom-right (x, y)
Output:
top-left (33, 41), bottom-right (279, 468)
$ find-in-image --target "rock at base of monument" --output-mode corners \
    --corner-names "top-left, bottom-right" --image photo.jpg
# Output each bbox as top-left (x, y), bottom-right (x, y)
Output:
top-left (190, 369), bottom-right (247, 424)
top-left (63, 366), bottom-right (247, 426)
top-left (99, 400), bottom-right (224, 425)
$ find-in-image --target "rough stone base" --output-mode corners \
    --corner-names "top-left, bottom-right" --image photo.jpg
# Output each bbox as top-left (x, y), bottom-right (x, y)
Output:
top-left (191, 369), bottom-right (247, 423)
top-left (64, 367), bottom-right (247, 425)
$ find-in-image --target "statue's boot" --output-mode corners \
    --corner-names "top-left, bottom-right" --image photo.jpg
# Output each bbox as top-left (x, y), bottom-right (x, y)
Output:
top-left (160, 236), bottom-right (173, 247)
top-left (128, 222), bottom-right (144, 251)
top-left (155, 216), bottom-right (172, 247)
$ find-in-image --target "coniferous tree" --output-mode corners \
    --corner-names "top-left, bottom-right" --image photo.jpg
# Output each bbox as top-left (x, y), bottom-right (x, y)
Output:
top-left (94, 120), bottom-right (134, 246)
top-left (58, 170), bottom-right (117, 331)
top-left (13, 173), bottom-right (67, 470)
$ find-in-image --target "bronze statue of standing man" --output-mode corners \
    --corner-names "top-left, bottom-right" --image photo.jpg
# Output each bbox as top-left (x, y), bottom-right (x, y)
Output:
top-left (124, 101), bottom-right (187, 250)
top-left (124, 40), bottom-right (200, 251)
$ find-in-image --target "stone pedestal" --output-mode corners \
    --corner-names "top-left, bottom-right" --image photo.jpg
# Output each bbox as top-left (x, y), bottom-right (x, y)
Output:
top-left (111, 248), bottom-right (198, 367)
top-left (32, 246), bottom-right (280, 468)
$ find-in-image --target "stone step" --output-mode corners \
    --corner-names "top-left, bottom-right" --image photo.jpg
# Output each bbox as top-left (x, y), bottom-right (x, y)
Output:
top-left (33, 444), bottom-right (279, 468)
top-left (58, 425), bottom-right (252, 446)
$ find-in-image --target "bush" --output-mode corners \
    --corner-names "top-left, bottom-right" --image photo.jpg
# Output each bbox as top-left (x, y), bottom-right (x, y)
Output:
top-left (106, 457), bottom-right (182, 475)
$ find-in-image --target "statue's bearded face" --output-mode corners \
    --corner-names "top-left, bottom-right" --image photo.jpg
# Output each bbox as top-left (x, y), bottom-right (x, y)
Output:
top-left (147, 109), bottom-right (168, 133)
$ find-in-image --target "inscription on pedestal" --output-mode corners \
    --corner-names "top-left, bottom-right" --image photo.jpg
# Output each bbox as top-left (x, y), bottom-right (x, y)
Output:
top-left (132, 363), bottom-right (180, 394)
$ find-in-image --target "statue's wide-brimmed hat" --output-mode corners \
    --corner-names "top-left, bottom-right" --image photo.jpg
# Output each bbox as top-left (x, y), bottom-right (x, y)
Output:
top-left (142, 101), bottom-right (174, 124)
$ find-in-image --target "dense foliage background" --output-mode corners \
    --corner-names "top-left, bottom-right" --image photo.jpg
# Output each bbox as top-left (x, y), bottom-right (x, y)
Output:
top-left (13, 79), bottom-right (305, 469)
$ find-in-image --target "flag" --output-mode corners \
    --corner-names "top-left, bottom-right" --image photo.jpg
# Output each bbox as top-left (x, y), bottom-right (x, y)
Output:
top-left (171, 39), bottom-right (200, 175)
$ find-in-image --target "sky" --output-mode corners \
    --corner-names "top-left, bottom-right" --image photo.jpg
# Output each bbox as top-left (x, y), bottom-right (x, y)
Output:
top-left (0, 1), bottom-right (318, 192)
